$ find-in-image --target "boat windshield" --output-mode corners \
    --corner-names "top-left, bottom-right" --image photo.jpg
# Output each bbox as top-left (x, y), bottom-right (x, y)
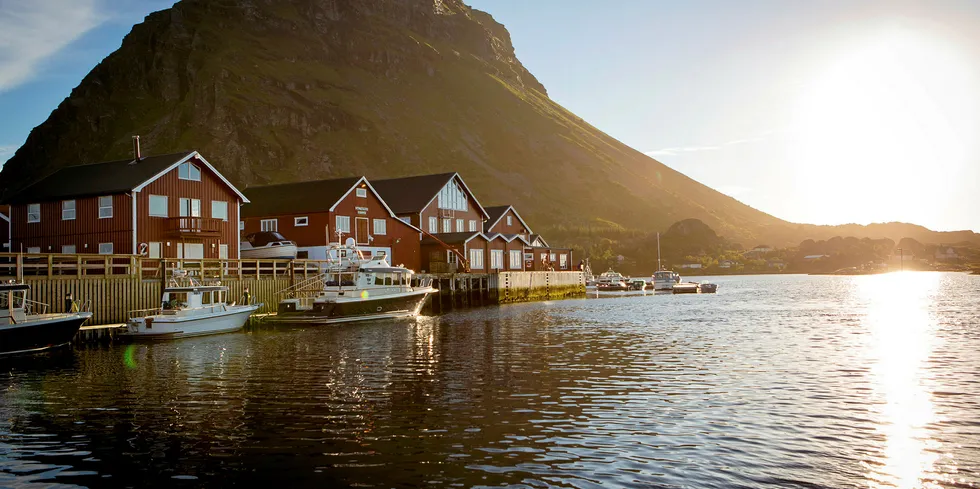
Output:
top-left (0, 290), bottom-right (26, 310)
top-left (247, 231), bottom-right (290, 247)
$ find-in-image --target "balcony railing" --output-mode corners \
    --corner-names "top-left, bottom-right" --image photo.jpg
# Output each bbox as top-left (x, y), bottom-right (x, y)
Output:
top-left (168, 217), bottom-right (223, 237)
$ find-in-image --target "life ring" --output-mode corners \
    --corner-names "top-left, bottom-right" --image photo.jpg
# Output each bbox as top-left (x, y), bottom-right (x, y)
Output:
top-left (138, 242), bottom-right (148, 255)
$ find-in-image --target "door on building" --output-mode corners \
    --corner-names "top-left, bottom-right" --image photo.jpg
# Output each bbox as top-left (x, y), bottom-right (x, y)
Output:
top-left (355, 217), bottom-right (370, 245)
top-left (148, 242), bottom-right (162, 259)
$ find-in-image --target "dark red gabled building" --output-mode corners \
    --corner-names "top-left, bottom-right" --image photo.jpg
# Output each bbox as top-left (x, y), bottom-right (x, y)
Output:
top-left (372, 173), bottom-right (490, 235)
top-left (2, 149), bottom-right (247, 259)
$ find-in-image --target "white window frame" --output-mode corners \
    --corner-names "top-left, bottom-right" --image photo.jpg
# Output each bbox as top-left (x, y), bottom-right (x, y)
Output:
top-left (510, 250), bottom-right (522, 269)
top-left (27, 203), bottom-right (41, 223)
top-left (27, 246), bottom-right (41, 254)
top-left (98, 196), bottom-right (113, 219)
top-left (507, 215), bottom-right (513, 226)
top-left (219, 244), bottom-right (229, 260)
top-left (469, 220), bottom-right (477, 232)
top-left (179, 198), bottom-right (201, 218)
top-left (336, 215), bottom-right (351, 233)
top-left (62, 244), bottom-right (76, 254)
top-left (62, 200), bottom-right (76, 221)
top-left (260, 219), bottom-right (278, 232)
top-left (490, 249), bottom-right (504, 270)
top-left (399, 216), bottom-right (411, 225)
top-left (560, 254), bottom-right (568, 269)
top-left (469, 248), bottom-right (484, 269)
top-left (178, 162), bottom-right (202, 181)
top-left (442, 218), bottom-right (452, 233)
top-left (149, 195), bottom-right (168, 217)
top-left (211, 200), bottom-right (228, 221)
top-left (373, 219), bottom-right (386, 235)
top-left (356, 188), bottom-right (368, 198)
top-left (98, 243), bottom-right (113, 255)
top-left (456, 218), bottom-right (464, 232)
top-left (294, 216), bottom-right (309, 227)
top-left (428, 217), bottom-right (438, 233)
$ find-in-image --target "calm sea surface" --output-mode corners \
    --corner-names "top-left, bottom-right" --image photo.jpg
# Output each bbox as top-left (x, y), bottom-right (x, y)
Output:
top-left (1, 273), bottom-right (979, 488)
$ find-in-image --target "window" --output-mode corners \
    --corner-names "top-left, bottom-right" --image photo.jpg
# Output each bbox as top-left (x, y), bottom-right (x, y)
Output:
top-left (550, 253), bottom-right (557, 263)
top-left (211, 201), bottom-right (228, 221)
top-left (469, 248), bottom-right (484, 269)
top-left (99, 243), bottom-right (113, 255)
top-left (356, 187), bottom-right (367, 198)
top-left (336, 215), bottom-right (351, 233)
top-left (62, 200), bottom-right (76, 220)
top-left (62, 244), bottom-right (76, 254)
top-left (294, 216), bottom-right (309, 227)
top-left (469, 220), bottom-right (478, 232)
top-left (149, 195), bottom-right (168, 217)
top-left (178, 162), bottom-right (201, 181)
top-left (399, 216), bottom-right (411, 225)
top-left (239, 221), bottom-right (245, 231)
top-left (510, 250), bottom-right (522, 269)
top-left (27, 204), bottom-right (40, 223)
top-left (456, 219), bottom-right (464, 232)
top-left (442, 218), bottom-right (452, 233)
top-left (507, 215), bottom-right (513, 226)
top-left (490, 249), bottom-right (504, 270)
top-left (428, 217), bottom-right (438, 233)
top-left (27, 247), bottom-right (40, 254)
top-left (560, 254), bottom-right (568, 269)
top-left (260, 219), bottom-right (278, 232)
top-left (219, 244), bottom-right (229, 260)
top-left (148, 242), bottom-right (162, 259)
top-left (373, 219), bottom-right (386, 235)
top-left (179, 198), bottom-right (201, 217)
top-left (99, 196), bottom-right (113, 218)
top-left (437, 180), bottom-right (468, 211)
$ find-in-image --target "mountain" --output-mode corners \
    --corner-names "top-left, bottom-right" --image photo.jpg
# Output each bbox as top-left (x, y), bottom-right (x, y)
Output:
top-left (0, 0), bottom-right (791, 245)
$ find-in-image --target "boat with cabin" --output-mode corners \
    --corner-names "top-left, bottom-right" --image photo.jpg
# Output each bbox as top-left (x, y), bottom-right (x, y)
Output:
top-left (651, 232), bottom-right (681, 291)
top-left (272, 245), bottom-right (436, 324)
top-left (0, 283), bottom-right (93, 357)
top-left (672, 282), bottom-right (701, 294)
top-left (240, 231), bottom-right (298, 260)
top-left (122, 274), bottom-right (260, 339)
top-left (595, 269), bottom-right (629, 291)
top-left (699, 283), bottom-right (718, 293)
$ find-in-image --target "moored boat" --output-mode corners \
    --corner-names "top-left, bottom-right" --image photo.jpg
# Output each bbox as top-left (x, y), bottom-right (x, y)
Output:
top-left (0, 283), bottom-right (92, 357)
top-left (272, 253), bottom-right (436, 324)
top-left (122, 275), bottom-right (260, 339)
top-left (240, 231), bottom-right (298, 260)
top-left (672, 282), bottom-right (701, 294)
top-left (699, 283), bottom-right (718, 293)
top-left (597, 280), bottom-right (630, 291)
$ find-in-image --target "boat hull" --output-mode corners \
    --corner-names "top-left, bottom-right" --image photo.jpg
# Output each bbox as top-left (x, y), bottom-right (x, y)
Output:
top-left (672, 283), bottom-right (701, 294)
top-left (120, 306), bottom-right (258, 340)
top-left (240, 244), bottom-right (298, 260)
top-left (273, 289), bottom-right (433, 324)
top-left (0, 313), bottom-right (92, 357)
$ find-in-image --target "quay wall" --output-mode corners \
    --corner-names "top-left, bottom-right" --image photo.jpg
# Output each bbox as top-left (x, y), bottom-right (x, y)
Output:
top-left (497, 271), bottom-right (586, 304)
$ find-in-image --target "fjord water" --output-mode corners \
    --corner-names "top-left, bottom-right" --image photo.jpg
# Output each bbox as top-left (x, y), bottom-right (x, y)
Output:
top-left (2, 273), bottom-right (979, 488)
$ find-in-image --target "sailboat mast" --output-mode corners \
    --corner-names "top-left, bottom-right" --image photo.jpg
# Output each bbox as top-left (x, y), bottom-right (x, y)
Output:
top-left (657, 232), bottom-right (662, 271)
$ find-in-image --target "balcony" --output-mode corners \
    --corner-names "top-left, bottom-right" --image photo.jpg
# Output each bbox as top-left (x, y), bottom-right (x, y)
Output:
top-left (168, 217), bottom-right (223, 238)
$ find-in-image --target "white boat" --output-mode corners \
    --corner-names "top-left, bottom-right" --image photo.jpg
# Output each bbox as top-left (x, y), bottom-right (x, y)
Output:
top-left (240, 231), bottom-right (298, 260)
top-left (122, 275), bottom-right (260, 339)
top-left (272, 251), bottom-right (437, 324)
top-left (1, 283), bottom-right (92, 357)
top-left (651, 232), bottom-right (681, 291)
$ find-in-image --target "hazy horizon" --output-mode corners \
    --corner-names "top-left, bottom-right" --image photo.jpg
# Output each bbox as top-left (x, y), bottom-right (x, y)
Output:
top-left (1, 0), bottom-right (979, 233)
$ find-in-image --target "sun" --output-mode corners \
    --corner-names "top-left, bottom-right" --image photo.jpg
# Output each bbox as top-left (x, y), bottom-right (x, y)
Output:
top-left (789, 26), bottom-right (977, 225)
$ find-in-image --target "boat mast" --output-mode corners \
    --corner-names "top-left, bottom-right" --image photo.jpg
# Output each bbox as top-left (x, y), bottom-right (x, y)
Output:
top-left (657, 232), bottom-right (662, 271)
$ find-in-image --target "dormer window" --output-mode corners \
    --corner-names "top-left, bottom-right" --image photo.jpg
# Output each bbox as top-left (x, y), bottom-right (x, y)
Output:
top-left (178, 162), bottom-right (201, 181)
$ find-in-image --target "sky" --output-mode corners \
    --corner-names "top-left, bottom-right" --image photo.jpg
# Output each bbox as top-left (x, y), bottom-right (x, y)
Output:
top-left (1, 0), bottom-right (979, 232)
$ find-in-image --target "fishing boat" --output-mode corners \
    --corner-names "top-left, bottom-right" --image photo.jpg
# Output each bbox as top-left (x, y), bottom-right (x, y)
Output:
top-left (240, 231), bottom-right (298, 260)
top-left (0, 283), bottom-right (92, 357)
top-left (272, 249), bottom-right (436, 324)
top-left (699, 283), bottom-right (718, 293)
top-left (122, 274), bottom-right (260, 339)
top-left (652, 232), bottom-right (681, 291)
top-left (629, 279), bottom-right (648, 291)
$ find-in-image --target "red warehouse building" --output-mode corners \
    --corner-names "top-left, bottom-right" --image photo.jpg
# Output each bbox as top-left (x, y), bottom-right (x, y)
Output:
top-left (483, 205), bottom-right (532, 239)
top-left (2, 149), bottom-right (247, 259)
top-left (241, 177), bottom-right (422, 271)
top-left (372, 173), bottom-right (490, 235)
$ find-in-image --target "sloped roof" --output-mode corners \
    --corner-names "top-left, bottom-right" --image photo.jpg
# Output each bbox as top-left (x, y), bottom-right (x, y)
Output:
top-left (242, 177), bottom-right (362, 218)
top-left (3, 151), bottom-right (196, 204)
top-left (483, 204), bottom-right (533, 234)
top-left (372, 172), bottom-right (489, 218)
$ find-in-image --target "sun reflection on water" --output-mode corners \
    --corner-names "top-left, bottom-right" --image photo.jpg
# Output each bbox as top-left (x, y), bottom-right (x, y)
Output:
top-left (858, 272), bottom-right (942, 489)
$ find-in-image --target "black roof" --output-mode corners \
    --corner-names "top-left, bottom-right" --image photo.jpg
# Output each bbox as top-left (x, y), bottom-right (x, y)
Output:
top-left (370, 173), bottom-right (457, 215)
top-left (3, 152), bottom-right (196, 204)
top-left (483, 205), bottom-right (510, 232)
top-left (241, 177), bottom-right (362, 218)
top-left (421, 231), bottom-right (485, 245)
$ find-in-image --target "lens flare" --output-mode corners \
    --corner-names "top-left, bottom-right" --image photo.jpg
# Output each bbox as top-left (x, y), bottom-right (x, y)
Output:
top-left (360, 290), bottom-right (369, 299)
top-left (123, 344), bottom-right (138, 369)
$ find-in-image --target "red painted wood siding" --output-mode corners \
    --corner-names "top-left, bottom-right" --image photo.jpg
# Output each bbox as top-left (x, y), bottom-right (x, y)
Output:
top-left (136, 156), bottom-right (241, 259)
top-left (488, 209), bottom-right (530, 237)
top-left (418, 177), bottom-right (485, 234)
top-left (10, 194), bottom-right (133, 254)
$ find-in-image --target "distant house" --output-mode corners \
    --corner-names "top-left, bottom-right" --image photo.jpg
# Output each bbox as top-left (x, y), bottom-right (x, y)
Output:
top-left (719, 260), bottom-right (734, 269)
top-left (241, 176), bottom-right (422, 269)
top-left (372, 173), bottom-right (490, 235)
top-left (680, 263), bottom-right (702, 269)
top-left (1, 147), bottom-right (247, 259)
top-left (934, 246), bottom-right (958, 261)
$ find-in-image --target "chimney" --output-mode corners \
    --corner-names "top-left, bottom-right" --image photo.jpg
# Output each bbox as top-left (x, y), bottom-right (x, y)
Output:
top-left (132, 135), bottom-right (141, 161)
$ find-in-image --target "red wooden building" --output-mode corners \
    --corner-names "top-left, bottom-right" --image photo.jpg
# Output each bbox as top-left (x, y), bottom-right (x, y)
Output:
top-left (0, 205), bottom-right (10, 252)
top-left (372, 173), bottom-right (490, 235)
top-left (241, 177), bottom-right (422, 271)
top-left (2, 148), bottom-right (247, 259)
top-left (483, 205), bottom-right (532, 239)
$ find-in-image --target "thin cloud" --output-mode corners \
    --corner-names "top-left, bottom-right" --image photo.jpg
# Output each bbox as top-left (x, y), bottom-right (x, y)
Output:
top-left (0, 0), bottom-right (102, 92)
top-left (645, 129), bottom-right (782, 158)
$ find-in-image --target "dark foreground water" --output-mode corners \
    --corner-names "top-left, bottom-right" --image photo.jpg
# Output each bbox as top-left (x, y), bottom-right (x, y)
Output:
top-left (2, 273), bottom-right (979, 488)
